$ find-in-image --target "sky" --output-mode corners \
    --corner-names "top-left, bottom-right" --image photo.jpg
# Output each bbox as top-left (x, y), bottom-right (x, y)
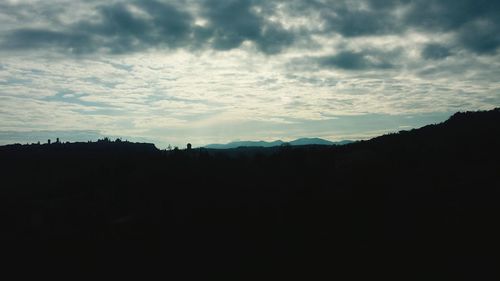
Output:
top-left (0, 0), bottom-right (499, 148)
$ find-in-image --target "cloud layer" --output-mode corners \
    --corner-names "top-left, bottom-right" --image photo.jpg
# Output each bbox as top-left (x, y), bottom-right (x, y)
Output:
top-left (0, 0), bottom-right (499, 147)
top-left (2, 0), bottom-right (499, 56)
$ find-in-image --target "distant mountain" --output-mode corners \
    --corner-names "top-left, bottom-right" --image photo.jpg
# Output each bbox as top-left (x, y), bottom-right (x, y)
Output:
top-left (204, 138), bottom-right (352, 149)
top-left (205, 140), bottom-right (284, 149)
top-left (289, 138), bottom-right (352, 146)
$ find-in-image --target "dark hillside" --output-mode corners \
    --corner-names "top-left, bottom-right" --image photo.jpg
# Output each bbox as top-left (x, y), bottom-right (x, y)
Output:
top-left (1, 109), bottom-right (499, 279)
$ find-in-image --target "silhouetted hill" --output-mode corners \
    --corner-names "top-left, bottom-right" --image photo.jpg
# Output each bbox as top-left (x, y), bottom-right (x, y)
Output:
top-left (1, 108), bottom-right (499, 279)
top-left (0, 138), bottom-right (158, 155)
top-left (348, 107), bottom-right (500, 157)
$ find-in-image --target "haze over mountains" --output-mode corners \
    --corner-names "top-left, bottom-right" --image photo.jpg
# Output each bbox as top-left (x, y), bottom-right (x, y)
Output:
top-left (205, 138), bottom-right (353, 149)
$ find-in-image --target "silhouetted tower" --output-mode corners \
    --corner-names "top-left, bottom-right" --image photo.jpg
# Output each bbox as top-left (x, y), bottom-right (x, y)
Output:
top-left (56, 138), bottom-right (60, 144)
top-left (48, 139), bottom-right (51, 144)
top-left (187, 143), bottom-right (192, 150)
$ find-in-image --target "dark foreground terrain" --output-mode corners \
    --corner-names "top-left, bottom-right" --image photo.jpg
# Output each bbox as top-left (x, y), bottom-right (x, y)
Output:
top-left (1, 109), bottom-right (499, 279)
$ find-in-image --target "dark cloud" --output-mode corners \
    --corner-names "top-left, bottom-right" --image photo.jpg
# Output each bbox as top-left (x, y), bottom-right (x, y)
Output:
top-left (404, 0), bottom-right (500, 31)
top-left (2, 28), bottom-right (94, 54)
top-left (421, 44), bottom-right (451, 60)
top-left (90, 4), bottom-right (151, 37)
top-left (457, 20), bottom-right (500, 54)
top-left (202, 0), bottom-right (261, 50)
top-left (285, 0), bottom-right (500, 54)
top-left (321, 4), bottom-right (402, 37)
top-left (200, 0), bottom-right (294, 54)
top-left (367, 0), bottom-right (411, 10)
top-left (401, 0), bottom-right (500, 54)
top-left (136, 0), bottom-right (193, 46)
top-left (278, 0), bottom-right (405, 37)
top-left (318, 51), bottom-right (395, 70)
top-left (0, 1), bottom-right (193, 54)
top-left (74, 0), bottom-right (194, 53)
top-left (0, 0), bottom-right (295, 55)
top-left (255, 25), bottom-right (294, 54)
top-left (0, 0), bottom-right (498, 55)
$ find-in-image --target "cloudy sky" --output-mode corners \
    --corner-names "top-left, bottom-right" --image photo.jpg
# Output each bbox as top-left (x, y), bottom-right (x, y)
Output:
top-left (1, 0), bottom-right (499, 148)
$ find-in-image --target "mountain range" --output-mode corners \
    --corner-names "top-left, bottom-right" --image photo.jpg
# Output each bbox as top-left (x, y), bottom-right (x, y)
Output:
top-left (204, 138), bottom-right (353, 149)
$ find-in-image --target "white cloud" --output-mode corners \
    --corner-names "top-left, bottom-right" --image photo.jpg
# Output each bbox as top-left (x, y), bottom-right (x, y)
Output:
top-left (0, 1), bottom-right (499, 147)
